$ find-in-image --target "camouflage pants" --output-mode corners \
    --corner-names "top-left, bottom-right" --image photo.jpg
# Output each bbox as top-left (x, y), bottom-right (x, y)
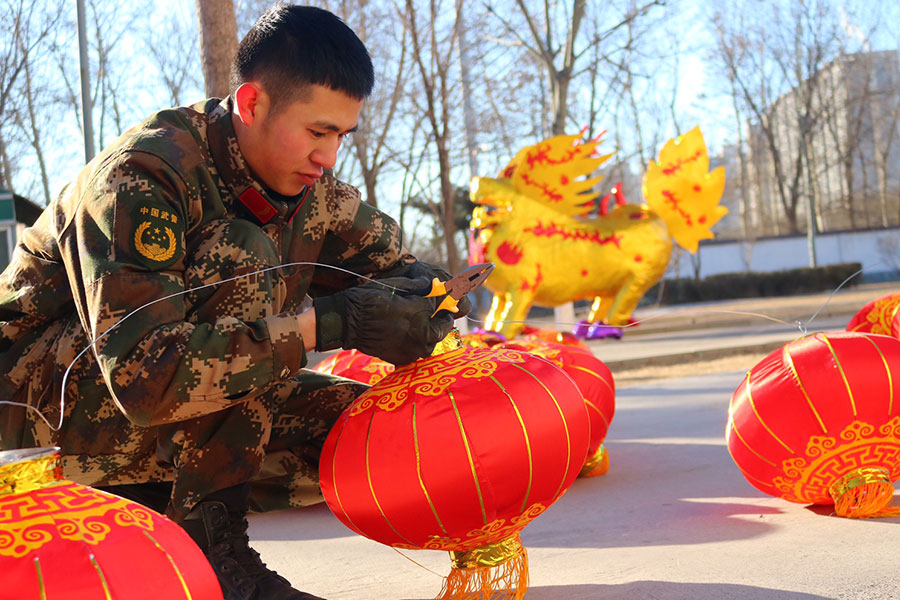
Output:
top-left (160, 219), bottom-right (369, 519)
top-left (10, 219), bottom-right (368, 520)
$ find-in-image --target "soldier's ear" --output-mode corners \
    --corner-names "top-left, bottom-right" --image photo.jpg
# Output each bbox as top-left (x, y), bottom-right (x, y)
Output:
top-left (234, 82), bottom-right (267, 127)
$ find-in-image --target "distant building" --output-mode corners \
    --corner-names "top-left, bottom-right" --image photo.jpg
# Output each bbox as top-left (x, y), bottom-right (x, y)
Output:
top-left (739, 50), bottom-right (900, 237)
top-left (710, 143), bottom-right (746, 239)
top-left (0, 189), bottom-right (43, 271)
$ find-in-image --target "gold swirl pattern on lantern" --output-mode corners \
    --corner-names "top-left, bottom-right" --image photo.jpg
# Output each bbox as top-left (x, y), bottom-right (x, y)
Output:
top-left (856, 295), bottom-right (900, 335)
top-left (507, 341), bottom-right (563, 364)
top-left (349, 348), bottom-right (529, 415)
top-left (0, 452), bottom-right (62, 496)
top-left (399, 503), bottom-right (547, 552)
top-left (0, 481), bottom-right (156, 558)
top-left (772, 418), bottom-right (900, 504)
top-left (359, 360), bottom-right (394, 384)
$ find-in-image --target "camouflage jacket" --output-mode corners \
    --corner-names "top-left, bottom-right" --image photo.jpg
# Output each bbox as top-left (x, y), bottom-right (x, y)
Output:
top-left (0, 98), bottom-right (407, 468)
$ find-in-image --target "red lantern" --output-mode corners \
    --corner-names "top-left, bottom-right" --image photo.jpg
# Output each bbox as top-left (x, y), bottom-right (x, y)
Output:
top-left (320, 334), bottom-right (590, 599)
top-left (846, 292), bottom-right (900, 337)
top-left (727, 331), bottom-right (900, 517)
top-left (519, 326), bottom-right (589, 349)
top-left (499, 339), bottom-right (615, 477)
top-left (461, 331), bottom-right (507, 349)
top-left (313, 349), bottom-right (395, 385)
top-left (0, 448), bottom-right (222, 599)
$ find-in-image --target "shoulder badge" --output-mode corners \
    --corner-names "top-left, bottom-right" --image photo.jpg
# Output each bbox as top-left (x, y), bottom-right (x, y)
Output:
top-left (131, 204), bottom-right (183, 269)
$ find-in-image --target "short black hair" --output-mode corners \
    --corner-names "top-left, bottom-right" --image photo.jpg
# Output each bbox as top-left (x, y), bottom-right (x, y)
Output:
top-left (231, 4), bottom-right (374, 107)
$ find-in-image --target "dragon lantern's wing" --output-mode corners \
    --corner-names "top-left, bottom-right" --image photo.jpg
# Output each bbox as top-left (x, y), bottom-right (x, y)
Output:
top-left (503, 133), bottom-right (614, 217)
top-left (643, 126), bottom-right (728, 253)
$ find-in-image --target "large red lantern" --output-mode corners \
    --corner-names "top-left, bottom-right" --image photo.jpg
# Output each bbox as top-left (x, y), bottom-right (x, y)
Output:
top-left (313, 348), bottom-right (395, 385)
top-left (0, 448), bottom-right (223, 599)
top-left (727, 331), bottom-right (900, 517)
top-left (320, 333), bottom-right (590, 599)
top-left (499, 338), bottom-right (615, 477)
top-left (846, 292), bottom-right (900, 337)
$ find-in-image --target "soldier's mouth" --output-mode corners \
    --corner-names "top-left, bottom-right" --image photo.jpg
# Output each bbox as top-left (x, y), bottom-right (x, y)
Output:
top-left (297, 173), bottom-right (321, 186)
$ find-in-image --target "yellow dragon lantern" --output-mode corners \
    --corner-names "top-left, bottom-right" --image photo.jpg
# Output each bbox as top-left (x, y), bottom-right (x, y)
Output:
top-left (469, 127), bottom-right (726, 338)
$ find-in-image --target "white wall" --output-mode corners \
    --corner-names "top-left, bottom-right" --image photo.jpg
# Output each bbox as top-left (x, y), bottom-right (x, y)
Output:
top-left (669, 228), bottom-right (900, 280)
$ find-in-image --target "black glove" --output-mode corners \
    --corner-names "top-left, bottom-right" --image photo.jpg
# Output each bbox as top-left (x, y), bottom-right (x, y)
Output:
top-left (378, 261), bottom-right (473, 320)
top-left (313, 277), bottom-right (454, 365)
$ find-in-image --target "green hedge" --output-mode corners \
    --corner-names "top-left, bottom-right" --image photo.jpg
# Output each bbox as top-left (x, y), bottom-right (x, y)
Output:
top-left (642, 262), bottom-right (862, 305)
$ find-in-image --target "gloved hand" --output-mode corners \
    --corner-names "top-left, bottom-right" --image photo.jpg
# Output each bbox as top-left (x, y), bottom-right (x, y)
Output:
top-left (377, 260), bottom-right (473, 320)
top-left (313, 277), bottom-right (454, 365)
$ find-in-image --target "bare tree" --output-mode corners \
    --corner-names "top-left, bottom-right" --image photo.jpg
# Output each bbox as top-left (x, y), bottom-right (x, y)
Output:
top-left (87, 0), bottom-right (140, 143)
top-left (0, 0), bottom-right (62, 193)
top-left (144, 5), bottom-right (203, 106)
top-left (728, 73), bottom-right (752, 238)
top-left (872, 36), bottom-right (900, 226)
top-left (195, 0), bottom-right (238, 98)
top-left (327, 0), bottom-right (410, 209)
top-left (13, 49), bottom-right (52, 204)
top-left (486, 0), bottom-right (664, 137)
top-left (712, 0), bottom-right (849, 234)
top-left (401, 0), bottom-right (464, 273)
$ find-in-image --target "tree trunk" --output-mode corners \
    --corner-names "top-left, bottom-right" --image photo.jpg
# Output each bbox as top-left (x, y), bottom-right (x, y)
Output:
top-left (22, 59), bottom-right (50, 205)
top-left (551, 70), bottom-right (572, 137)
top-left (730, 79), bottom-right (751, 237)
top-left (0, 132), bottom-right (13, 192)
top-left (843, 154), bottom-right (856, 229)
top-left (437, 143), bottom-right (460, 273)
top-left (877, 159), bottom-right (889, 227)
top-left (362, 168), bottom-right (378, 208)
top-left (195, 0), bottom-right (238, 98)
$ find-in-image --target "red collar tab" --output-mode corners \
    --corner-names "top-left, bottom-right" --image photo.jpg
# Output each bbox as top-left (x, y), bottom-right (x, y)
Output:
top-left (238, 188), bottom-right (278, 224)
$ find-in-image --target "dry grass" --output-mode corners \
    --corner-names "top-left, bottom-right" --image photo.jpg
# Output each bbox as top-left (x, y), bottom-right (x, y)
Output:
top-left (612, 351), bottom-right (772, 388)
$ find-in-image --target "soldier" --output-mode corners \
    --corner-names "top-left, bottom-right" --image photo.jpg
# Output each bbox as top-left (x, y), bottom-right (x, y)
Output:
top-left (0, 5), bottom-right (469, 600)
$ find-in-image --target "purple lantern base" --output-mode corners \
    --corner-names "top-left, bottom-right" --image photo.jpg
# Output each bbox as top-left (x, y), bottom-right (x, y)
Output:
top-left (573, 320), bottom-right (623, 340)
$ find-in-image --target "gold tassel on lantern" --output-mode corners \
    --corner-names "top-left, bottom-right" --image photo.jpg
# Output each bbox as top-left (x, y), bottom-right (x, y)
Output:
top-left (579, 444), bottom-right (609, 478)
top-left (829, 467), bottom-right (900, 519)
top-left (437, 535), bottom-right (529, 600)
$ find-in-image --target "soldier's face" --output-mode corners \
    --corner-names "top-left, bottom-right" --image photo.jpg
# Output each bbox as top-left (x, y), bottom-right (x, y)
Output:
top-left (240, 84), bottom-right (362, 196)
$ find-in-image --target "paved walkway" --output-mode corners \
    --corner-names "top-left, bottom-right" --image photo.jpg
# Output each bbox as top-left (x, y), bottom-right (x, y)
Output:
top-left (251, 282), bottom-right (900, 599)
top-left (588, 281), bottom-right (897, 369)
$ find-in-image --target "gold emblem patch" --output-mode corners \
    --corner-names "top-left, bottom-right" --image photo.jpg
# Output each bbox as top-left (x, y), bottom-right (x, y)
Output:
top-left (130, 205), bottom-right (182, 268)
top-left (134, 221), bottom-right (177, 262)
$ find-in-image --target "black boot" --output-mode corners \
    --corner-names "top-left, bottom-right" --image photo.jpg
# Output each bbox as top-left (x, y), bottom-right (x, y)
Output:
top-left (96, 481), bottom-right (173, 514)
top-left (180, 485), bottom-right (325, 600)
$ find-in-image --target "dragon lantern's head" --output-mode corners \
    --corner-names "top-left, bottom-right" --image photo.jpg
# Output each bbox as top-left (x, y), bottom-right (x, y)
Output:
top-left (467, 177), bottom-right (513, 265)
top-left (467, 133), bottom-right (615, 266)
top-left (469, 177), bottom-right (515, 225)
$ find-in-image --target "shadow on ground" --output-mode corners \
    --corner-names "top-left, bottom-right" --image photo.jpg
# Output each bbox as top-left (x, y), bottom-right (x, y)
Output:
top-left (398, 581), bottom-right (834, 600)
top-left (521, 581), bottom-right (834, 600)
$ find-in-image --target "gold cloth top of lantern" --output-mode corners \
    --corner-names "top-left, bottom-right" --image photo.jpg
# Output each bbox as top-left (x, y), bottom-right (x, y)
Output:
top-left (0, 447), bottom-right (62, 496)
top-left (431, 328), bottom-right (464, 356)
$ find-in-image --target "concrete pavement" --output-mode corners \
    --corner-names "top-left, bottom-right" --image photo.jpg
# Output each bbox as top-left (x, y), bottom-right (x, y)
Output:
top-left (252, 282), bottom-right (900, 599)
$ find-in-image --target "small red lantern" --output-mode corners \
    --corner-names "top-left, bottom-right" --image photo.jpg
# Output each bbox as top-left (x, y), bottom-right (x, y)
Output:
top-left (727, 331), bottom-right (900, 517)
top-left (499, 338), bottom-right (615, 477)
top-left (518, 326), bottom-right (588, 349)
top-left (0, 448), bottom-right (222, 599)
top-left (313, 348), bottom-right (395, 385)
top-left (846, 292), bottom-right (900, 337)
top-left (320, 334), bottom-right (590, 599)
top-left (460, 330), bottom-right (507, 349)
